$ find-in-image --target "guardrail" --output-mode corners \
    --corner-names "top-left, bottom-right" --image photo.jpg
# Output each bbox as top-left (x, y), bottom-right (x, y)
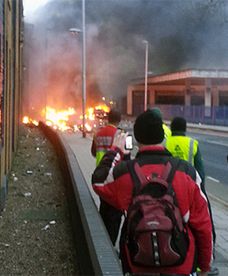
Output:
top-left (131, 105), bottom-right (228, 126)
top-left (39, 122), bottom-right (123, 276)
top-left (122, 115), bottom-right (228, 134)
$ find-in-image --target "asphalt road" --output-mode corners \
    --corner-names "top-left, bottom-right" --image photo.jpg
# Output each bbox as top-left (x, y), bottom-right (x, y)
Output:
top-left (188, 130), bottom-right (228, 186)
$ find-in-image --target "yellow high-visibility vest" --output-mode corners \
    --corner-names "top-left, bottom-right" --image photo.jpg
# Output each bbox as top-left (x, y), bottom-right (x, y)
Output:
top-left (165, 136), bottom-right (198, 165)
top-left (96, 150), bottom-right (106, 166)
top-left (163, 123), bottom-right (171, 138)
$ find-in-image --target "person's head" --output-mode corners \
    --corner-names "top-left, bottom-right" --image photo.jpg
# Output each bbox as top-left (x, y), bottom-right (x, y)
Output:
top-left (107, 109), bottom-right (121, 125)
top-left (149, 107), bottom-right (162, 119)
top-left (133, 109), bottom-right (164, 145)
top-left (171, 117), bottom-right (187, 133)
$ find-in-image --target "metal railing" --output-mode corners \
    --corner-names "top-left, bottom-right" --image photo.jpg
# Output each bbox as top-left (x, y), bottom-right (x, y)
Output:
top-left (147, 105), bottom-right (228, 126)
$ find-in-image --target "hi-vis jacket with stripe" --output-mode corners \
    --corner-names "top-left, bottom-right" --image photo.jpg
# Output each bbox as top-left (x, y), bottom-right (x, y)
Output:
top-left (91, 124), bottom-right (119, 166)
top-left (165, 131), bottom-right (205, 183)
top-left (92, 145), bottom-right (212, 275)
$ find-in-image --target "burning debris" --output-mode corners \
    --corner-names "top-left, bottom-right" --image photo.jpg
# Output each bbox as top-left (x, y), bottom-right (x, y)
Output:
top-left (22, 116), bottom-right (39, 127)
top-left (22, 104), bottom-right (110, 133)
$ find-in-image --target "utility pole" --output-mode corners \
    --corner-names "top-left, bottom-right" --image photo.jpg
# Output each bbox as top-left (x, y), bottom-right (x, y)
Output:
top-left (82, 0), bottom-right (86, 138)
top-left (143, 40), bottom-right (148, 111)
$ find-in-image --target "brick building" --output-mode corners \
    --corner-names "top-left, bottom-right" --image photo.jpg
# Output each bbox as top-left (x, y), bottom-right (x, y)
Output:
top-left (127, 69), bottom-right (228, 116)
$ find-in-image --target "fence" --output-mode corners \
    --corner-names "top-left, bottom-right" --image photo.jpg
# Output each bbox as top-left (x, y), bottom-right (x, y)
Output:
top-left (150, 105), bottom-right (228, 126)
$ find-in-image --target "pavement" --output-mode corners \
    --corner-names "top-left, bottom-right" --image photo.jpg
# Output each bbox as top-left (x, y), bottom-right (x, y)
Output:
top-left (63, 130), bottom-right (228, 275)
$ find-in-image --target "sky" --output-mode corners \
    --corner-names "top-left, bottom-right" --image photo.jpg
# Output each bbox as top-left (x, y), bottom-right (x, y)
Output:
top-left (23, 0), bottom-right (50, 20)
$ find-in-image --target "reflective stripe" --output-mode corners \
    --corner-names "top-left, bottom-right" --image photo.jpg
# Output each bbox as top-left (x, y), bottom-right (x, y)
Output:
top-left (188, 139), bottom-right (194, 164)
top-left (96, 136), bottom-right (113, 146)
top-left (95, 135), bottom-right (115, 166)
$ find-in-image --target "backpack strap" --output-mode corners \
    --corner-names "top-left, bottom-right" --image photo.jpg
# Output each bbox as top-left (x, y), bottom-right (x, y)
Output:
top-left (127, 160), bottom-right (146, 196)
top-left (165, 158), bottom-right (181, 205)
top-left (127, 158), bottom-right (180, 199)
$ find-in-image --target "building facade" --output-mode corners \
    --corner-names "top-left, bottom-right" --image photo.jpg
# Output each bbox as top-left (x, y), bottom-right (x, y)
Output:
top-left (127, 69), bottom-right (228, 117)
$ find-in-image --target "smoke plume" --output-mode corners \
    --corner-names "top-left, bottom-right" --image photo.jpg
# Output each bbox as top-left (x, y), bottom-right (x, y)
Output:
top-left (23, 0), bottom-right (228, 114)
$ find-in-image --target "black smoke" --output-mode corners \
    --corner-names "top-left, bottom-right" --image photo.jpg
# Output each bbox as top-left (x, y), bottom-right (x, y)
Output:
top-left (24, 0), bottom-right (228, 110)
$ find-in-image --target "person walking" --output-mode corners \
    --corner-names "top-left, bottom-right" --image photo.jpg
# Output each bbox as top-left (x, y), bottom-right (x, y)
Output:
top-left (92, 109), bottom-right (212, 276)
top-left (165, 116), bottom-right (205, 183)
top-left (165, 116), bottom-right (218, 276)
top-left (91, 108), bottom-right (125, 246)
top-left (91, 109), bottom-right (121, 166)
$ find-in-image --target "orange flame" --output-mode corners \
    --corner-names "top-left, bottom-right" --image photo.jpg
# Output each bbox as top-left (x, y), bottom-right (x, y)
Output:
top-left (22, 116), bottom-right (39, 126)
top-left (42, 106), bottom-right (76, 131)
top-left (95, 104), bottom-right (110, 113)
top-left (22, 103), bottom-right (110, 133)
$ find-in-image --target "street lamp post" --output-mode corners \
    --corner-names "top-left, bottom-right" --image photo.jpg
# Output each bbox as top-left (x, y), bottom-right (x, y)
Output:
top-left (69, 0), bottom-right (86, 138)
top-left (81, 0), bottom-right (86, 138)
top-left (142, 40), bottom-right (148, 111)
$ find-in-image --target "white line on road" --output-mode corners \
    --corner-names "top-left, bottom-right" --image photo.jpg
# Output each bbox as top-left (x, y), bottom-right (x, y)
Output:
top-left (189, 134), bottom-right (228, 147)
top-left (206, 176), bottom-right (220, 183)
top-left (206, 140), bottom-right (228, 147)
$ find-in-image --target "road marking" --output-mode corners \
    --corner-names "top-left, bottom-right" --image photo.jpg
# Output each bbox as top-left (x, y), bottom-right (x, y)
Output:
top-left (192, 137), bottom-right (228, 147)
top-left (207, 176), bottom-right (220, 183)
top-left (189, 134), bottom-right (228, 147)
top-left (206, 140), bottom-right (228, 147)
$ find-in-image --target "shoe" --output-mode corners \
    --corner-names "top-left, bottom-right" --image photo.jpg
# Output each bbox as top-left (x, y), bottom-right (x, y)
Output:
top-left (208, 266), bottom-right (219, 275)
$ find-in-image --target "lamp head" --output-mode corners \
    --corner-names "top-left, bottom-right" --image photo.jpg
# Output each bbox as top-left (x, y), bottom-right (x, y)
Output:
top-left (69, 28), bottom-right (82, 35)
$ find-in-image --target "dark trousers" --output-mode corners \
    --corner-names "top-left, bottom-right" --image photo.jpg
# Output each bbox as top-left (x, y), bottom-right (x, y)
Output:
top-left (99, 198), bottom-right (123, 245)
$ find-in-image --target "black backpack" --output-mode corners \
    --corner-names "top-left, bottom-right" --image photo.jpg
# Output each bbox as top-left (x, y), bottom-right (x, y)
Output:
top-left (121, 160), bottom-right (189, 269)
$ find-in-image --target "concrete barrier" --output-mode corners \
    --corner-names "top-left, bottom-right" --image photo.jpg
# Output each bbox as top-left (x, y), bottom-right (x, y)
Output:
top-left (39, 122), bottom-right (123, 276)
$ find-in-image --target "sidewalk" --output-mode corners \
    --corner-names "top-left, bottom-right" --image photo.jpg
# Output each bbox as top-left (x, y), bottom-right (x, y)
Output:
top-left (63, 132), bottom-right (228, 275)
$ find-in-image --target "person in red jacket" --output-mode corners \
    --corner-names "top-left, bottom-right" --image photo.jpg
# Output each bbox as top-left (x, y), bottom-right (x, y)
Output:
top-left (92, 109), bottom-right (212, 276)
top-left (91, 109), bottom-right (121, 166)
top-left (91, 109), bottom-right (124, 246)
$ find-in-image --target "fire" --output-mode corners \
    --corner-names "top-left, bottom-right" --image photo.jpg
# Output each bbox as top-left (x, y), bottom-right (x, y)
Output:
top-left (22, 116), bottom-right (39, 126)
top-left (86, 107), bottom-right (95, 120)
top-left (95, 104), bottom-right (110, 113)
top-left (80, 104), bottom-right (110, 121)
top-left (43, 106), bottom-right (76, 132)
top-left (22, 103), bottom-right (110, 133)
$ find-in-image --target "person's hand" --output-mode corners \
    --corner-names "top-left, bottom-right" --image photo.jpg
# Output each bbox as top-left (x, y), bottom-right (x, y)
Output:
top-left (112, 131), bottom-right (130, 155)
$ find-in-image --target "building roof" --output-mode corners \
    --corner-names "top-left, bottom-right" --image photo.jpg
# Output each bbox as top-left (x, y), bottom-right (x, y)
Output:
top-left (131, 69), bottom-right (228, 87)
